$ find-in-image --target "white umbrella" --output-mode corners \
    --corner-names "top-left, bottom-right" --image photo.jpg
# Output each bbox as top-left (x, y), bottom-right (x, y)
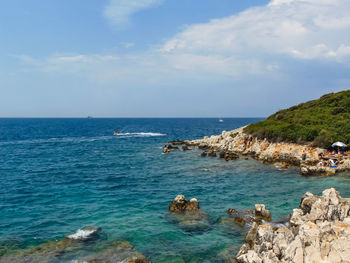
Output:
top-left (332, 142), bottom-right (347, 147)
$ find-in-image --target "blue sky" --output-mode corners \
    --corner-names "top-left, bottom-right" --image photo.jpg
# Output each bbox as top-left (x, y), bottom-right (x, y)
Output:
top-left (1, 0), bottom-right (349, 117)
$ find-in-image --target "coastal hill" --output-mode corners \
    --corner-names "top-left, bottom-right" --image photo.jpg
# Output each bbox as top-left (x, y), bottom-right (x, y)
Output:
top-left (244, 90), bottom-right (350, 148)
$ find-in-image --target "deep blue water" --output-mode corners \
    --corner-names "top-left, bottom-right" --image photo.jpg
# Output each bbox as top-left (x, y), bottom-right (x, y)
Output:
top-left (1, 118), bottom-right (350, 262)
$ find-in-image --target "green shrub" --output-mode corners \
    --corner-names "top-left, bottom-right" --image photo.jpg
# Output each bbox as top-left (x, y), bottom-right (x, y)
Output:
top-left (244, 90), bottom-right (350, 148)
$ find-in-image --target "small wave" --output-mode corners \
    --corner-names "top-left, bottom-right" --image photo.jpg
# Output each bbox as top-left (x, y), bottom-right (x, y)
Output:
top-left (114, 132), bottom-right (166, 137)
top-left (67, 229), bottom-right (96, 240)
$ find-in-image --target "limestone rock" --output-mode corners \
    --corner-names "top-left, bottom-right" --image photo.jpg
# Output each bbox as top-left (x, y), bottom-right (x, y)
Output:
top-left (254, 204), bottom-right (271, 221)
top-left (169, 195), bottom-right (200, 212)
top-left (187, 127), bottom-right (350, 175)
top-left (236, 188), bottom-right (350, 263)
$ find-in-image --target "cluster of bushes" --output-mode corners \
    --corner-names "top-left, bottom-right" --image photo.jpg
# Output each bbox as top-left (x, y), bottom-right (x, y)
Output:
top-left (244, 90), bottom-right (350, 148)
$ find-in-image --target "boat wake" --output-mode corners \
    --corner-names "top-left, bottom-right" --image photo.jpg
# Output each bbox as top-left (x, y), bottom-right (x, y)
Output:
top-left (0, 132), bottom-right (166, 146)
top-left (114, 132), bottom-right (166, 137)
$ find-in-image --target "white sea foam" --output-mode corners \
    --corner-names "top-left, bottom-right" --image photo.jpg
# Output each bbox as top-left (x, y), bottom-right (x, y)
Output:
top-left (114, 132), bottom-right (166, 137)
top-left (0, 132), bottom-right (166, 146)
top-left (67, 229), bottom-right (96, 240)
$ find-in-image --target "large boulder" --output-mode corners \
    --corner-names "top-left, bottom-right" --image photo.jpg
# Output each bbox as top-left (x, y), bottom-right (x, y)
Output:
top-left (236, 188), bottom-right (350, 263)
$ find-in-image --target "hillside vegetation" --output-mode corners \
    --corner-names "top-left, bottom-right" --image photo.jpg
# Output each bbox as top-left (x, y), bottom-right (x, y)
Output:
top-left (244, 90), bottom-right (350, 148)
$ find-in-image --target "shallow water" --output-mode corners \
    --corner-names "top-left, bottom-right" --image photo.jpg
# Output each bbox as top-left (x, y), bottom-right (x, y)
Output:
top-left (1, 118), bottom-right (350, 262)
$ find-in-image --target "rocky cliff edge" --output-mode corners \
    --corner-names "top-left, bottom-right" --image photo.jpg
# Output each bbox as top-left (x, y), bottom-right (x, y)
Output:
top-left (185, 127), bottom-right (350, 176)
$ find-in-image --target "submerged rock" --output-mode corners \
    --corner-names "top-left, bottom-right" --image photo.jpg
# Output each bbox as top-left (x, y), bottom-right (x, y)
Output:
top-left (0, 236), bottom-right (83, 263)
top-left (170, 210), bottom-right (211, 232)
top-left (75, 240), bottom-right (151, 263)
top-left (0, 227), bottom-right (152, 263)
top-left (0, 226), bottom-right (101, 263)
top-left (182, 145), bottom-right (190, 151)
top-left (226, 209), bottom-right (256, 227)
top-left (224, 152), bottom-right (239, 161)
top-left (217, 245), bottom-right (240, 263)
top-left (207, 151), bottom-right (217, 157)
top-left (236, 188), bottom-right (350, 263)
top-left (225, 204), bottom-right (271, 227)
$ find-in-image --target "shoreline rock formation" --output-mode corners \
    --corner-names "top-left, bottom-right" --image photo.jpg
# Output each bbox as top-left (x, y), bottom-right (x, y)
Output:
top-left (236, 188), bottom-right (350, 263)
top-left (169, 195), bottom-right (200, 212)
top-left (180, 127), bottom-right (350, 176)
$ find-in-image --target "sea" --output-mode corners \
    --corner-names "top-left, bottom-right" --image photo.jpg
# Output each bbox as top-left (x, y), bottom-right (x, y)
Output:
top-left (1, 118), bottom-right (350, 262)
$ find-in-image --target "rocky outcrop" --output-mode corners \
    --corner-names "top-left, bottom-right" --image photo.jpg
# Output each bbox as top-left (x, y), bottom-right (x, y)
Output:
top-left (169, 195), bottom-right (200, 212)
top-left (184, 127), bottom-right (350, 175)
top-left (236, 188), bottom-right (350, 263)
top-left (168, 195), bottom-right (210, 232)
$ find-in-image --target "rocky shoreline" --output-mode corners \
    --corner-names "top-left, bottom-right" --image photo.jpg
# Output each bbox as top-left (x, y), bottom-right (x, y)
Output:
top-left (236, 188), bottom-right (350, 263)
top-left (168, 126), bottom-right (350, 176)
top-left (2, 190), bottom-right (350, 262)
top-left (167, 189), bottom-right (350, 263)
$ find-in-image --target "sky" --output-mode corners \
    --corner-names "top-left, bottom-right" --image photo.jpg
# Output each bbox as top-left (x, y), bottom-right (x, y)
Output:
top-left (0, 0), bottom-right (349, 117)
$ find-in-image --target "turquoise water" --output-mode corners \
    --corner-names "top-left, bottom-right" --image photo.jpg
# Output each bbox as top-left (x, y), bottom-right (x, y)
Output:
top-left (1, 118), bottom-right (350, 262)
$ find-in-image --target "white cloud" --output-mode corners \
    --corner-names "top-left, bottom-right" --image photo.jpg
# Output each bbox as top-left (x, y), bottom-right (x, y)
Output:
top-left (17, 0), bottom-right (350, 81)
top-left (104, 0), bottom-right (163, 28)
top-left (10, 0), bottom-right (350, 106)
top-left (162, 0), bottom-right (350, 62)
